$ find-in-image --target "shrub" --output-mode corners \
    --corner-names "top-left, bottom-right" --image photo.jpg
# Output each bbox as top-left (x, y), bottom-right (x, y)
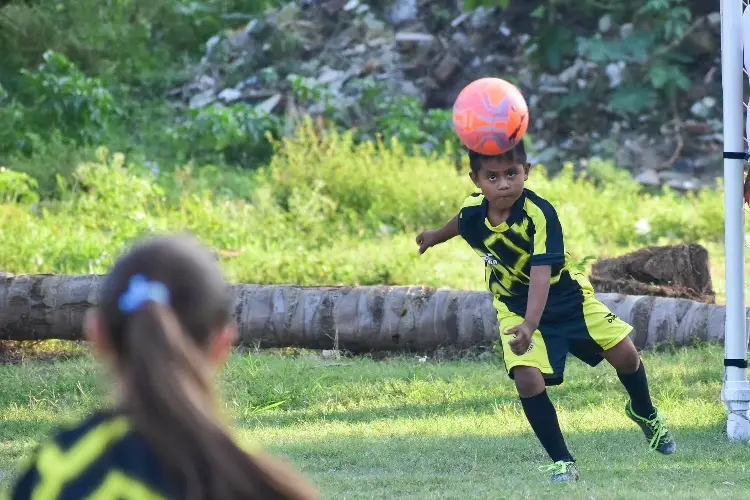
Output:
top-left (166, 103), bottom-right (282, 166)
top-left (0, 123), bottom-right (735, 294)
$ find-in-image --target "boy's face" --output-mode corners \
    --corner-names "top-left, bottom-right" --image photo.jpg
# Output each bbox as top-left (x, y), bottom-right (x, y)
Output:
top-left (470, 157), bottom-right (530, 211)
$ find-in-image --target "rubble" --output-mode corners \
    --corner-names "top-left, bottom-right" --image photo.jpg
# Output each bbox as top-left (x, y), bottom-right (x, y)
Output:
top-left (170, 1), bottom-right (727, 191)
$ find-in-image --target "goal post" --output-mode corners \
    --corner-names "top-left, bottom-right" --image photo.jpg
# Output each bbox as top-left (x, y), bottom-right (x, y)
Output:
top-left (720, 0), bottom-right (750, 443)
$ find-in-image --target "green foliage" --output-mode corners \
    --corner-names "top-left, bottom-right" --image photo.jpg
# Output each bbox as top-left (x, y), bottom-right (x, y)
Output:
top-left (20, 51), bottom-right (120, 145)
top-left (0, 0), bottom-right (282, 92)
top-left (576, 0), bottom-right (693, 115)
top-left (0, 167), bottom-right (39, 204)
top-left (354, 79), bottom-right (463, 158)
top-left (259, 118), bottom-right (469, 234)
top-left (0, 124), bottom-right (736, 295)
top-left (462, 0), bottom-right (696, 116)
top-left (0, 51), bottom-right (120, 157)
top-left (167, 103), bottom-right (282, 166)
top-left (0, 135), bottom-right (95, 199)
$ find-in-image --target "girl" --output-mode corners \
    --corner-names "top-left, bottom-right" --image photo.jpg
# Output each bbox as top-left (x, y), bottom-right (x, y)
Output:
top-left (9, 234), bottom-right (319, 499)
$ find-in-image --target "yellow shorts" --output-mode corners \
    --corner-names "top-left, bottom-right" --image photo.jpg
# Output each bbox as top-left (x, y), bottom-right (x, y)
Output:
top-left (495, 290), bottom-right (633, 386)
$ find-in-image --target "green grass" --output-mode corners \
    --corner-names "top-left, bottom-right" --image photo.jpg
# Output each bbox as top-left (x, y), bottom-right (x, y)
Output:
top-left (1, 343), bottom-right (749, 499)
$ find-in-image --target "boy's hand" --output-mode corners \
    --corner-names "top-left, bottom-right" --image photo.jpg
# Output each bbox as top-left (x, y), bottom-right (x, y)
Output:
top-left (416, 230), bottom-right (439, 254)
top-left (503, 322), bottom-right (535, 355)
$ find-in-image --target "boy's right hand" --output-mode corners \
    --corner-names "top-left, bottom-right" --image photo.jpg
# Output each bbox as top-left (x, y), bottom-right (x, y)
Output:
top-left (416, 230), bottom-right (439, 254)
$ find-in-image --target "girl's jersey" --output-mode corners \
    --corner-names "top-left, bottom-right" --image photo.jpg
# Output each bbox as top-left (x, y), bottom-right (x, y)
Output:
top-left (457, 188), bottom-right (594, 320)
top-left (9, 411), bottom-right (174, 500)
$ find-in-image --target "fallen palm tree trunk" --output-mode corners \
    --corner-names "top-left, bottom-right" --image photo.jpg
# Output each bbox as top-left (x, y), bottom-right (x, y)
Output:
top-left (0, 273), bottom-right (744, 352)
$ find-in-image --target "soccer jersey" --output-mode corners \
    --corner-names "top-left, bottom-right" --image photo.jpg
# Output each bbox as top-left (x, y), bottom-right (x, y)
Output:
top-left (9, 411), bottom-right (174, 500)
top-left (457, 188), bottom-right (584, 320)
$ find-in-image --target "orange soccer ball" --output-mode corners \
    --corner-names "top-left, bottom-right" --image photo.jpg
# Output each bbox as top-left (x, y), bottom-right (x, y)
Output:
top-left (452, 77), bottom-right (529, 155)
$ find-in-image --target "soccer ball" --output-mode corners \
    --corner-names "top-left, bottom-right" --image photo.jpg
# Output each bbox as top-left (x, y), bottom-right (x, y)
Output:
top-left (452, 77), bottom-right (529, 155)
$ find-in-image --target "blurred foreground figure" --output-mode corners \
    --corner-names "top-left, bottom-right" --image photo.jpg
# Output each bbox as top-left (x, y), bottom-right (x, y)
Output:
top-left (9, 234), bottom-right (319, 500)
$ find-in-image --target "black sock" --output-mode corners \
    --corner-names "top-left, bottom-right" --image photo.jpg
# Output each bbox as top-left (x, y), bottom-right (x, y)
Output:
top-left (520, 390), bottom-right (573, 463)
top-left (618, 359), bottom-right (656, 418)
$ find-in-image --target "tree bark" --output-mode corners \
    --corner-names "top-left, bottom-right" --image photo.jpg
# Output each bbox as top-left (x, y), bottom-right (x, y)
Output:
top-left (1, 273), bottom-right (746, 352)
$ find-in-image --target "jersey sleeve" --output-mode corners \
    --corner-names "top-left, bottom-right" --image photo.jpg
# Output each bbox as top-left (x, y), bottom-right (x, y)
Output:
top-left (457, 192), bottom-right (484, 239)
top-left (526, 198), bottom-right (565, 266)
top-left (7, 445), bottom-right (42, 500)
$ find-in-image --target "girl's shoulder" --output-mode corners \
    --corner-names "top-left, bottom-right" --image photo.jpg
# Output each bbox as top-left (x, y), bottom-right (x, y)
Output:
top-left (8, 410), bottom-right (172, 500)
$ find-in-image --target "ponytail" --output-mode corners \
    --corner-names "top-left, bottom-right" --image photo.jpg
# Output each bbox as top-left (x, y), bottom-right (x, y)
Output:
top-left (120, 303), bottom-right (317, 500)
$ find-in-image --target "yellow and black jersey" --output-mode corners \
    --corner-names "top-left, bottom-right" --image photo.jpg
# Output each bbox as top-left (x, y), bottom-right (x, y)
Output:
top-left (9, 411), bottom-right (173, 500)
top-left (458, 188), bottom-right (589, 320)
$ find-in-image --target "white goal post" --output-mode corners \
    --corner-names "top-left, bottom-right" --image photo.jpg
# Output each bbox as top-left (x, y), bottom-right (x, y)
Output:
top-left (719, 0), bottom-right (750, 443)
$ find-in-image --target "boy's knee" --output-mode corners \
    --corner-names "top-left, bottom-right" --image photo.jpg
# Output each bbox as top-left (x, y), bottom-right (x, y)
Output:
top-left (605, 337), bottom-right (640, 374)
top-left (512, 366), bottom-right (546, 398)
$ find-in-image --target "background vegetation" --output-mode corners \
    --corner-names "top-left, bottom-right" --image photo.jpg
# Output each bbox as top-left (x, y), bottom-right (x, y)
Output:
top-left (2, 1), bottom-right (750, 498)
top-left (0, 0), bottom-right (739, 295)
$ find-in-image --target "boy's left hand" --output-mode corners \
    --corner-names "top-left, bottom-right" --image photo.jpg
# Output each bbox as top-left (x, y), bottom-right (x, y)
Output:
top-left (503, 322), bottom-right (535, 355)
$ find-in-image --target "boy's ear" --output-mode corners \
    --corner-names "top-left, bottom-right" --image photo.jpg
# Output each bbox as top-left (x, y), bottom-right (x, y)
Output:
top-left (469, 170), bottom-right (479, 187)
top-left (523, 162), bottom-right (531, 180)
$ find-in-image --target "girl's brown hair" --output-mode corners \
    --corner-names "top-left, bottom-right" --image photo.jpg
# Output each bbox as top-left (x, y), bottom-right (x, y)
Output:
top-left (97, 234), bottom-right (318, 500)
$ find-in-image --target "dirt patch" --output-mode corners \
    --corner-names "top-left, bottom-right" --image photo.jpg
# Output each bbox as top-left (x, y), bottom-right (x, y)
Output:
top-left (0, 339), bottom-right (88, 364)
top-left (589, 243), bottom-right (715, 303)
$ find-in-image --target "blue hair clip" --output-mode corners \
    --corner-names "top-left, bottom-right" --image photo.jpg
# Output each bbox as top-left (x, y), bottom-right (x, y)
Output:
top-left (118, 274), bottom-right (170, 313)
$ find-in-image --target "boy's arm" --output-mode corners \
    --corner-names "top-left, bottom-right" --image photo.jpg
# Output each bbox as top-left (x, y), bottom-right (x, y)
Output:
top-left (523, 200), bottom-right (565, 327)
top-left (416, 214), bottom-right (459, 254)
top-left (524, 265), bottom-right (551, 329)
top-left (432, 214), bottom-right (460, 244)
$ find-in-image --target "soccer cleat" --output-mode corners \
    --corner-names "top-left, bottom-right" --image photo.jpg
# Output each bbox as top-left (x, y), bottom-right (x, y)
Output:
top-left (538, 460), bottom-right (579, 483)
top-left (625, 400), bottom-right (677, 454)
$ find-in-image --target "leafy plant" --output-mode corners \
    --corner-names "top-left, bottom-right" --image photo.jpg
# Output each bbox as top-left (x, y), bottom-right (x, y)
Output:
top-left (575, 0), bottom-right (694, 115)
top-left (167, 103), bottom-right (282, 167)
top-left (19, 51), bottom-right (121, 145)
top-left (0, 167), bottom-right (39, 204)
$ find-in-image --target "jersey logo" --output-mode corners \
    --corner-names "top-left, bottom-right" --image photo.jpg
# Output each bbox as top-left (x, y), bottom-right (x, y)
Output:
top-left (482, 253), bottom-right (499, 266)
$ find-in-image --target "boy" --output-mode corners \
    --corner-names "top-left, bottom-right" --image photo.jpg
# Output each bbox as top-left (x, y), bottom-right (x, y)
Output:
top-left (415, 141), bottom-right (676, 482)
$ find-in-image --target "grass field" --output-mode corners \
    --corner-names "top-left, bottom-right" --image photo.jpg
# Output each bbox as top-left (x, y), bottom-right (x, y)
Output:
top-left (1, 343), bottom-right (749, 499)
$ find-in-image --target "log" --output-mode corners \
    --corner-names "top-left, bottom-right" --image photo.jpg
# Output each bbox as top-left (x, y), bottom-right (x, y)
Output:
top-left (590, 243), bottom-right (716, 303)
top-left (1, 273), bottom-right (747, 352)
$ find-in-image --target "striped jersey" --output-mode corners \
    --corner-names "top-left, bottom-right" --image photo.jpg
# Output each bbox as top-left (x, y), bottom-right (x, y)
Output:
top-left (458, 188), bottom-right (586, 319)
top-left (9, 411), bottom-right (174, 500)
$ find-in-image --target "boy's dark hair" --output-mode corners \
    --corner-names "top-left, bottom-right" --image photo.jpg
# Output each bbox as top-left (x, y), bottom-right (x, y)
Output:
top-left (98, 234), bottom-right (317, 500)
top-left (468, 139), bottom-right (528, 173)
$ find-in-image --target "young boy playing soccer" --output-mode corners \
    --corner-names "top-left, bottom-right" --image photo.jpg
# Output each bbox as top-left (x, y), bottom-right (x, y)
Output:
top-left (415, 141), bottom-right (676, 482)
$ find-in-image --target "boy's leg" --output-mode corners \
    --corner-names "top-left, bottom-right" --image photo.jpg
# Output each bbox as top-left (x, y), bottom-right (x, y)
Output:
top-left (497, 303), bottom-right (579, 482)
top-left (601, 336), bottom-right (654, 417)
top-left (577, 295), bottom-right (677, 454)
top-left (602, 336), bottom-right (676, 454)
top-left (513, 366), bottom-right (575, 464)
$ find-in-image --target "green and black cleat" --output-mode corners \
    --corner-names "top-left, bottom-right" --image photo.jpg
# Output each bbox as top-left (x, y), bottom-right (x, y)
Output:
top-left (625, 400), bottom-right (677, 455)
top-left (539, 461), bottom-right (579, 483)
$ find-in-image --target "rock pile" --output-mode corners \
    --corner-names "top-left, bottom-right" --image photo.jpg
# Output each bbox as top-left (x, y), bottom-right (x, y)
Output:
top-left (171, 0), bottom-right (730, 190)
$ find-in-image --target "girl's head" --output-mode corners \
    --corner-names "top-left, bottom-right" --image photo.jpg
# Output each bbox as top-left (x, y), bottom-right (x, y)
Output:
top-left (84, 234), bottom-right (317, 500)
top-left (468, 140), bottom-right (530, 210)
top-left (86, 234), bottom-right (236, 373)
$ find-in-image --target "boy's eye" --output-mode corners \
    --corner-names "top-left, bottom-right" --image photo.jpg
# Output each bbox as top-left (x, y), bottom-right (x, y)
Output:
top-left (488, 174), bottom-right (497, 180)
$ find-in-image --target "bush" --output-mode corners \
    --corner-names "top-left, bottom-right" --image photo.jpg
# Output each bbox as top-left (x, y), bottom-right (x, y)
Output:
top-left (166, 103), bottom-right (282, 166)
top-left (0, 0), bottom-right (282, 92)
top-left (0, 51), bottom-right (121, 157)
top-left (259, 118), bottom-right (472, 233)
top-left (0, 124), bottom-right (733, 293)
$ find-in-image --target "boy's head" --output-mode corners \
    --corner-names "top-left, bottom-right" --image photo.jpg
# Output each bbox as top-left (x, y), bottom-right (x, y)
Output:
top-left (468, 140), bottom-right (530, 210)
